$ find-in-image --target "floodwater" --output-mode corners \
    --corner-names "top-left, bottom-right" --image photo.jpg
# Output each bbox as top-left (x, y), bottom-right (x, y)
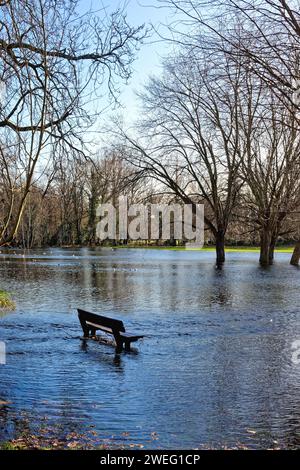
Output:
top-left (0, 247), bottom-right (300, 449)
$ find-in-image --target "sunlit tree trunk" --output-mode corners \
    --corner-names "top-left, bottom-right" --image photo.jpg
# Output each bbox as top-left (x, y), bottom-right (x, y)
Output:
top-left (215, 229), bottom-right (225, 267)
top-left (268, 232), bottom-right (277, 265)
top-left (259, 229), bottom-right (271, 267)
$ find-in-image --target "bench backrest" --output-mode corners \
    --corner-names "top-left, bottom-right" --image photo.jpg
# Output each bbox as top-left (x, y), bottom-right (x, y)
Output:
top-left (78, 309), bottom-right (125, 336)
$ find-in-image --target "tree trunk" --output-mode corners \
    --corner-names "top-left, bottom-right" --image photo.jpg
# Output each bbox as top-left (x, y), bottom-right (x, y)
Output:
top-left (259, 229), bottom-right (271, 267)
top-left (215, 229), bottom-right (225, 267)
top-left (290, 241), bottom-right (300, 266)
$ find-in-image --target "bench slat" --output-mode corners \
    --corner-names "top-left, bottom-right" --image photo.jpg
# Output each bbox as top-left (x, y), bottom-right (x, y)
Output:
top-left (86, 321), bottom-right (113, 333)
top-left (78, 309), bottom-right (125, 332)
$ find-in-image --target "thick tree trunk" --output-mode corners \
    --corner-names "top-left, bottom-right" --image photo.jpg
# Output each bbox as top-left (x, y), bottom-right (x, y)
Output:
top-left (290, 241), bottom-right (300, 266)
top-left (215, 229), bottom-right (225, 267)
top-left (259, 229), bottom-right (271, 267)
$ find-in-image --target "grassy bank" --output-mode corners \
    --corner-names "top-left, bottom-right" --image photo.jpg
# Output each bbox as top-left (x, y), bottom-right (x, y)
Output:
top-left (0, 290), bottom-right (15, 310)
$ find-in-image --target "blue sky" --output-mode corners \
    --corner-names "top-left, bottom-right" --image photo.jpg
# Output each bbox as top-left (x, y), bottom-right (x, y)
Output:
top-left (116, 0), bottom-right (172, 122)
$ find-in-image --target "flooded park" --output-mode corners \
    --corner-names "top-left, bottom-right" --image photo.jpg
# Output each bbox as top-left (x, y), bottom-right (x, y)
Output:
top-left (1, 248), bottom-right (300, 449)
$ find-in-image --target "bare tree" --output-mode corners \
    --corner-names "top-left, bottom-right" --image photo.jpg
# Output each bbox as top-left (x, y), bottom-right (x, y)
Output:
top-left (239, 96), bottom-right (300, 265)
top-left (159, 0), bottom-right (300, 263)
top-left (116, 50), bottom-right (245, 265)
top-left (159, 1), bottom-right (299, 105)
top-left (86, 151), bottom-right (138, 245)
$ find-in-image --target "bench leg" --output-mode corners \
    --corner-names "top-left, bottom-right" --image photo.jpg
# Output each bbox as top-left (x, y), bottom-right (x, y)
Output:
top-left (83, 327), bottom-right (90, 338)
top-left (124, 340), bottom-right (131, 352)
top-left (115, 339), bottom-right (123, 353)
top-left (79, 319), bottom-right (90, 338)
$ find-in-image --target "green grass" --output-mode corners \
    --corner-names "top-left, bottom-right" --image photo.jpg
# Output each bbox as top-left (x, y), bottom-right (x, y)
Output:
top-left (0, 290), bottom-right (15, 310)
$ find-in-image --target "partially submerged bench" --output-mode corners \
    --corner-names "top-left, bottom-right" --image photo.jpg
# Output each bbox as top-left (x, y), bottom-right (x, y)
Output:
top-left (78, 309), bottom-right (144, 353)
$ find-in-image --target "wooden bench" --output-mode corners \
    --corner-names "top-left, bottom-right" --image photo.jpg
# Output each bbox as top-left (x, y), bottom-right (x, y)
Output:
top-left (78, 309), bottom-right (144, 353)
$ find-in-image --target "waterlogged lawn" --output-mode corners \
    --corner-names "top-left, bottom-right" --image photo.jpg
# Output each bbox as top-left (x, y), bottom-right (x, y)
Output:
top-left (114, 245), bottom-right (295, 253)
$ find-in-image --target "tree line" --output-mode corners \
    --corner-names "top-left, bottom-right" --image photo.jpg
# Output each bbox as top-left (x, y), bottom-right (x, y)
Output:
top-left (1, 0), bottom-right (300, 267)
top-left (0, 0), bottom-right (145, 245)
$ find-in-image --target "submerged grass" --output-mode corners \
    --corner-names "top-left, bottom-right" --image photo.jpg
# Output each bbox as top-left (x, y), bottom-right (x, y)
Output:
top-left (0, 432), bottom-right (281, 450)
top-left (112, 245), bottom-right (294, 253)
top-left (0, 290), bottom-right (15, 310)
top-left (0, 426), bottom-right (151, 450)
top-left (0, 408), bottom-right (155, 450)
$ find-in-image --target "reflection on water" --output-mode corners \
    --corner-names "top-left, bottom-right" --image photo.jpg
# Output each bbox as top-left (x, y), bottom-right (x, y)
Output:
top-left (1, 248), bottom-right (300, 448)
